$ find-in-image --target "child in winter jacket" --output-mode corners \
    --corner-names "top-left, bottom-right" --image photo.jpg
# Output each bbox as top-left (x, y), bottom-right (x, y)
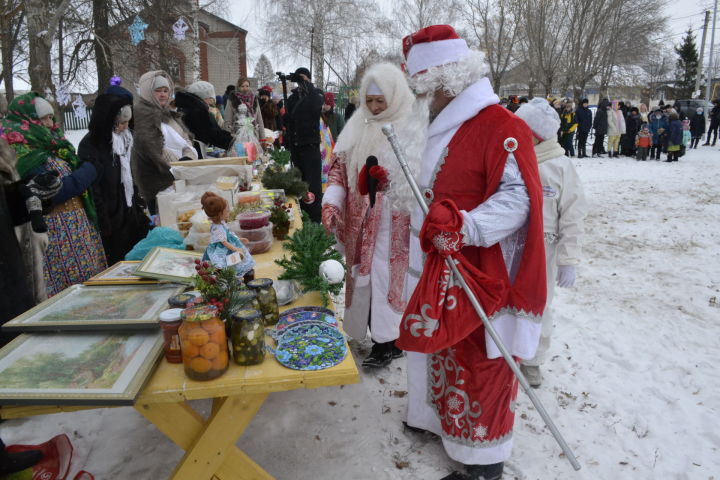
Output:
top-left (635, 124), bottom-right (652, 161)
top-left (666, 112), bottom-right (683, 162)
top-left (681, 119), bottom-right (691, 156)
top-left (514, 98), bottom-right (587, 387)
top-left (689, 108), bottom-right (706, 148)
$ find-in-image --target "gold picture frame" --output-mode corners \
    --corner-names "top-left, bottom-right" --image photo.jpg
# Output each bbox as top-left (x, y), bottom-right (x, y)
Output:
top-left (84, 261), bottom-right (159, 285)
top-left (0, 332), bottom-right (163, 406)
top-left (2, 284), bottom-right (185, 332)
top-left (134, 247), bottom-right (203, 284)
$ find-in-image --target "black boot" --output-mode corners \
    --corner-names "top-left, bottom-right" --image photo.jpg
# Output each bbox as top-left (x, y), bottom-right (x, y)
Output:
top-left (440, 462), bottom-right (504, 480)
top-left (362, 341), bottom-right (393, 368)
top-left (391, 344), bottom-right (404, 359)
top-left (0, 440), bottom-right (43, 476)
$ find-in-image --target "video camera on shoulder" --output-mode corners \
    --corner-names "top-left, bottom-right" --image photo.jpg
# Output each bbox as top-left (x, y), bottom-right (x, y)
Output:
top-left (277, 71), bottom-right (303, 83)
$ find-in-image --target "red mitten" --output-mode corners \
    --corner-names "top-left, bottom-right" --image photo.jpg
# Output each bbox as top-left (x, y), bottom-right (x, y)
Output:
top-left (356, 165), bottom-right (369, 195)
top-left (419, 199), bottom-right (465, 256)
top-left (369, 165), bottom-right (389, 191)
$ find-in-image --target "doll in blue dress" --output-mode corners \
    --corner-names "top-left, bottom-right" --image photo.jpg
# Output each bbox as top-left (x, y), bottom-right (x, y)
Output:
top-left (200, 192), bottom-right (255, 278)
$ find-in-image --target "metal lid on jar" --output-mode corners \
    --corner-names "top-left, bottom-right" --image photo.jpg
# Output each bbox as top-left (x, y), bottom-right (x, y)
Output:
top-left (168, 292), bottom-right (200, 308)
top-left (159, 308), bottom-right (184, 322)
top-left (247, 278), bottom-right (273, 289)
top-left (181, 304), bottom-right (218, 322)
top-left (233, 309), bottom-right (262, 322)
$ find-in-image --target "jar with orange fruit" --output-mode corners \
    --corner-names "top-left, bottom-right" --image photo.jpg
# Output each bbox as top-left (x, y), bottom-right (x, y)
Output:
top-left (179, 305), bottom-right (229, 380)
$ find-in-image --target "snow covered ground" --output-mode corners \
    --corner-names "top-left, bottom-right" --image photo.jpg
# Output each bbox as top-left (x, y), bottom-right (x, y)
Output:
top-left (2, 139), bottom-right (719, 479)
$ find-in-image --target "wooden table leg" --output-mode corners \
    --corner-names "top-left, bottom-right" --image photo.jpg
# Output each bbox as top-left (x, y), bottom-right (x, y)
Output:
top-left (135, 393), bottom-right (272, 480)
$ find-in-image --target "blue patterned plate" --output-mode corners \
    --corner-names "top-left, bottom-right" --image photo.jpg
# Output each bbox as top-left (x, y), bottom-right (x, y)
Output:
top-left (268, 321), bottom-right (346, 371)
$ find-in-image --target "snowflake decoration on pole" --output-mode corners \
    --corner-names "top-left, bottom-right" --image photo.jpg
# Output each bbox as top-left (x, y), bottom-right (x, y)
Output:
top-left (173, 17), bottom-right (189, 41)
top-left (56, 82), bottom-right (71, 106)
top-left (128, 15), bottom-right (148, 46)
top-left (72, 95), bottom-right (87, 120)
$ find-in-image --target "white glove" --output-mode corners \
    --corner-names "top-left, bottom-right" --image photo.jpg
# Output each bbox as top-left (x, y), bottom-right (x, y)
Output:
top-left (556, 265), bottom-right (576, 288)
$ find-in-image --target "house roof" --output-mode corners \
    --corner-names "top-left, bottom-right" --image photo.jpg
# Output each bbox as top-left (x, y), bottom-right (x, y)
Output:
top-left (199, 9), bottom-right (247, 34)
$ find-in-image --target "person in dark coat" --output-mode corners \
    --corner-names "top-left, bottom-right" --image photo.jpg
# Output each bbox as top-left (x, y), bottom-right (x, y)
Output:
top-left (702, 99), bottom-right (720, 145)
top-left (666, 112), bottom-right (683, 162)
top-left (258, 87), bottom-right (280, 132)
top-left (344, 94), bottom-right (357, 121)
top-left (0, 135), bottom-right (61, 346)
top-left (649, 109), bottom-right (668, 160)
top-left (622, 107), bottom-right (641, 157)
top-left (284, 67), bottom-right (325, 222)
top-left (592, 98), bottom-right (610, 157)
top-left (175, 84), bottom-right (233, 155)
top-left (78, 88), bottom-right (151, 264)
top-left (575, 98), bottom-right (592, 158)
top-left (689, 108), bottom-right (706, 148)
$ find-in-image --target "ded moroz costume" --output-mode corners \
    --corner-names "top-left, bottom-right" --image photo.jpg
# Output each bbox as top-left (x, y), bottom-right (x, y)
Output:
top-left (399, 25), bottom-right (547, 480)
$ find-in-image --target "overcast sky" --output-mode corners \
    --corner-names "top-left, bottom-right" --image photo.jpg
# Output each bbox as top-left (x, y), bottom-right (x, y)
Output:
top-left (229, 0), bottom-right (720, 77)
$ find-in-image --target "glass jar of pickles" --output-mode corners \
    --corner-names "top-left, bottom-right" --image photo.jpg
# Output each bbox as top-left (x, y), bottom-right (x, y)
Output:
top-left (178, 305), bottom-right (229, 381)
top-left (231, 309), bottom-right (265, 365)
top-left (246, 278), bottom-right (279, 326)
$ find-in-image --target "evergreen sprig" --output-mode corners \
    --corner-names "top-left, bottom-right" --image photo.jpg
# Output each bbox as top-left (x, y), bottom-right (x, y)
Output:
top-left (275, 213), bottom-right (344, 306)
top-left (261, 164), bottom-right (309, 198)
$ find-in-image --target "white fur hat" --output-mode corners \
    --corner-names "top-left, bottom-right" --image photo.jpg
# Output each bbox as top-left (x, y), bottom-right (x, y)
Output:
top-left (515, 97), bottom-right (561, 141)
top-left (34, 96), bottom-right (54, 119)
top-left (186, 80), bottom-right (216, 101)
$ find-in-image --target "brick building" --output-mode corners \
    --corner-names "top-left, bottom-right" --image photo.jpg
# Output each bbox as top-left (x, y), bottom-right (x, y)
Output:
top-left (110, 8), bottom-right (247, 96)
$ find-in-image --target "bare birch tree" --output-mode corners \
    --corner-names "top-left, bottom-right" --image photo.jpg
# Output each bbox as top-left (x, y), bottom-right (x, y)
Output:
top-left (0, 0), bottom-right (26, 101)
top-left (24, 0), bottom-right (72, 93)
top-left (462, 0), bottom-right (518, 92)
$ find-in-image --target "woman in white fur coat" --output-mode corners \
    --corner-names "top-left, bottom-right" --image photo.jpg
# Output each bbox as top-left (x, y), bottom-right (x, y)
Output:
top-left (515, 98), bottom-right (587, 387)
top-left (321, 63), bottom-right (426, 368)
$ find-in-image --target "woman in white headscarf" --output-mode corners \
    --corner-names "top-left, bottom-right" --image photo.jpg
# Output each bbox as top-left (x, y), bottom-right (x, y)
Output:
top-left (131, 70), bottom-right (197, 214)
top-left (321, 63), bottom-right (426, 368)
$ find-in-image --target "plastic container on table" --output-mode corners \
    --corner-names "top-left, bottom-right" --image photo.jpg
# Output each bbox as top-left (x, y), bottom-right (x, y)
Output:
top-left (231, 309), bottom-right (266, 365)
top-left (238, 222), bottom-right (273, 242)
top-left (236, 211), bottom-right (270, 229)
top-left (245, 237), bottom-right (273, 255)
top-left (159, 308), bottom-right (184, 363)
top-left (168, 292), bottom-right (201, 309)
top-left (178, 305), bottom-right (229, 381)
top-left (246, 278), bottom-right (279, 326)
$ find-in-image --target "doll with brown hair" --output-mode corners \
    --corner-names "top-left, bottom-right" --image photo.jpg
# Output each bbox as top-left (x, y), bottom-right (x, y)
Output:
top-left (201, 192), bottom-right (255, 278)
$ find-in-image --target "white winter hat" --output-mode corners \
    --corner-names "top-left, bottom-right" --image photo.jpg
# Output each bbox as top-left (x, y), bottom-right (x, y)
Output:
top-left (34, 96), bottom-right (54, 119)
top-left (186, 80), bottom-right (216, 101)
top-left (515, 98), bottom-right (561, 141)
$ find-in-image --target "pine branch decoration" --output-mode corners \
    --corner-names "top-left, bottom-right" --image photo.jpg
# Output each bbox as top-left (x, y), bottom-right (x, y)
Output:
top-left (275, 212), bottom-right (344, 306)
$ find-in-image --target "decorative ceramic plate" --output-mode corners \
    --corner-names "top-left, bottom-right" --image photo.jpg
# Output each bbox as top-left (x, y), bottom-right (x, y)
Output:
top-left (276, 307), bottom-right (337, 331)
top-left (269, 321), bottom-right (346, 371)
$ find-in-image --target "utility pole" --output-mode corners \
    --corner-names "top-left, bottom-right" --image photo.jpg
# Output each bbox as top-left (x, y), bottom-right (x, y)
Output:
top-left (695, 10), bottom-right (710, 97)
top-left (705, 0), bottom-right (718, 106)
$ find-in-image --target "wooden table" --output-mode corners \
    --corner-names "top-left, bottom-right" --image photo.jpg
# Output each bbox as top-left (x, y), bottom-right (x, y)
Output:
top-left (0, 214), bottom-right (359, 480)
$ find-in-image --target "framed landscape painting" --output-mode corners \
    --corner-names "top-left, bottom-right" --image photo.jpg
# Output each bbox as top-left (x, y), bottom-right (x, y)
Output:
top-left (134, 247), bottom-right (204, 284)
top-left (0, 332), bottom-right (163, 405)
top-left (2, 284), bottom-right (185, 332)
top-left (84, 261), bottom-right (158, 285)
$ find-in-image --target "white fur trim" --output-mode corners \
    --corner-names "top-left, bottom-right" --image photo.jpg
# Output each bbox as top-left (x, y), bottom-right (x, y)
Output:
top-left (406, 38), bottom-right (470, 76)
top-left (322, 184), bottom-right (346, 209)
top-left (515, 98), bottom-right (560, 141)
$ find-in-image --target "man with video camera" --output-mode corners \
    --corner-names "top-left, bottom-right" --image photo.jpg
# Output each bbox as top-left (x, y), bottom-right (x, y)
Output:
top-left (282, 67), bottom-right (324, 222)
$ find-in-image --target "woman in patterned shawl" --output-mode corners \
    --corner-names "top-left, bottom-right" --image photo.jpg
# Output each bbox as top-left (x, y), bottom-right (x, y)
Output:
top-left (0, 92), bottom-right (106, 296)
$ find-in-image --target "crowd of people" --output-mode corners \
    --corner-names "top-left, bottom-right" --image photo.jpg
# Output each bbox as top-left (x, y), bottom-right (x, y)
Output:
top-left (500, 95), bottom-right (720, 162)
